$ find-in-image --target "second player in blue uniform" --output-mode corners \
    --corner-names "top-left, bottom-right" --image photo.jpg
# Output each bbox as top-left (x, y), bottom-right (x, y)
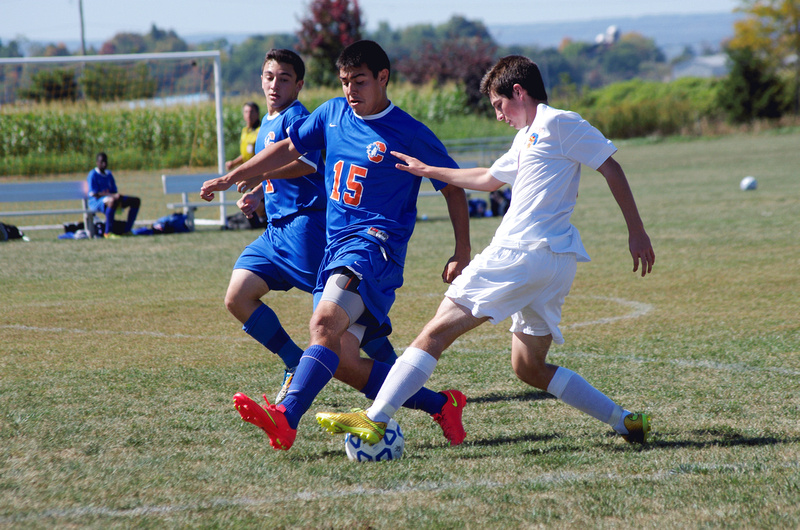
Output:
top-left (221, 49), bottom-right (399, 408)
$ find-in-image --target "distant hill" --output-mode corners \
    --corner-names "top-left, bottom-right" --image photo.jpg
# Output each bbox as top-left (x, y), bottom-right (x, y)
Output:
top-left (489, 12), bottom-right (743, 58)
top-left (18, 12), bottom-right (742, 60)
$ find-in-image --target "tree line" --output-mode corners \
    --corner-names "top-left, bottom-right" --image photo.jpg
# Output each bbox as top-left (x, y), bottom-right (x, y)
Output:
top-left (1, 0), bottom-right (797, 124)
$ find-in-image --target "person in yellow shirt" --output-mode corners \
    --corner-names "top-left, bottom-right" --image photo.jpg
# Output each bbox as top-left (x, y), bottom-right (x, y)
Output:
top-left (226, 102), bottom-right (261, 170)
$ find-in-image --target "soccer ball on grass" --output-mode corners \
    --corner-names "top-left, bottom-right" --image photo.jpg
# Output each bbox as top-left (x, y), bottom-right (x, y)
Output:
top-left (344, 418), bottom-right (404, 462)
top-left (740, 176), bottom-right (758, 191)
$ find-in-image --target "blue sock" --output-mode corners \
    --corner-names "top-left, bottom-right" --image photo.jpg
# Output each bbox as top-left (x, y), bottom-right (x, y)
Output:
top-left (361, 360), bottom-right (447, 416)
top-left (242, 304), bottom-right (303, 369)
top-left (281, 345), bottom-right (339, 429)
top-left (361, 336), bottom-right (397, 365)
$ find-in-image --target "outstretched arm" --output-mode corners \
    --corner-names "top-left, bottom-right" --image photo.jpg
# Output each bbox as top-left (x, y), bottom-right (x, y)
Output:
top-left (200, 138), bottom-right (302, 201)
top-left (392, 151), bottom-right (504, 192)
top-left (597, 156), bottom-right (655, 277)
top-left (235, 159), bottom-right (318, 193)
top-left (439, 184), bottom-right (472, 283)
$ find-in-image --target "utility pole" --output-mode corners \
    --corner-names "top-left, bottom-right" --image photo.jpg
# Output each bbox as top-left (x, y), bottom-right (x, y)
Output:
top-left (79, 0), bottom-right (86, 55)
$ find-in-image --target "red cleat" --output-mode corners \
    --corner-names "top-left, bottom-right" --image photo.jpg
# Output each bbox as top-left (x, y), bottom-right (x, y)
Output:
top-left (233, 392), bottom-right (296, 450)
top-left (432, 389), bottom-right (467, 446)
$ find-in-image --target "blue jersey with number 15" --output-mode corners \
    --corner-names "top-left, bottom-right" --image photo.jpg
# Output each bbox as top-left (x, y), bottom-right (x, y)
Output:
top-left (288, 97), bottom-right (456, 264)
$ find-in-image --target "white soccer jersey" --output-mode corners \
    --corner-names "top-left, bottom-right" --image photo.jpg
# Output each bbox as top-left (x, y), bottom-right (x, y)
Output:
top-left (489, 103), bottom-right (617, 262)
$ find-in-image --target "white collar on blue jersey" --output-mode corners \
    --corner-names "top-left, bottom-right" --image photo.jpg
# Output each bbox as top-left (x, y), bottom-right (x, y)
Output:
top-left (355, 102), bottom-right (395, 120)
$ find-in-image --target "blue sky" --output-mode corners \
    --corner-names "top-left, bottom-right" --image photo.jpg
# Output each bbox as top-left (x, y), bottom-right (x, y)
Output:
top-left (2, 0), bottom-right (739, 44)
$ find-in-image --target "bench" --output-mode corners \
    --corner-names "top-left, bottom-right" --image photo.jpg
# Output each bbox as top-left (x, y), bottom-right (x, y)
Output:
top-left (162, 173), bottom-right (237, 229)
top-left (0, 180), bottom-right (97, 236)
top-left (162, 163), bottom-right (480, 227)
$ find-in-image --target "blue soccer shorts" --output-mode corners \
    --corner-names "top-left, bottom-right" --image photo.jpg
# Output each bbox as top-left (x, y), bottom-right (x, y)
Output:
top-left (233, 211), bottom-right (326, 293)
top-left (312, 235), bottom-right (402, 340)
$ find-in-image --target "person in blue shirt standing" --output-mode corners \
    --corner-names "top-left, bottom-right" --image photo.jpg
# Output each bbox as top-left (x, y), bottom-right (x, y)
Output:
top-left (201, 40), bottom-right (472, 451)
top-left (87, 152), bottom-right (140, 238)
top-left (221, 48), bottom-right (399, 405)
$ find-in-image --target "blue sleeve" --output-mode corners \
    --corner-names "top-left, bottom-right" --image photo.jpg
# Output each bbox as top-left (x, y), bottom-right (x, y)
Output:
top-left (288, 102), bottom-right (329, 155)
top-left (87, 170), bottom-right (100, 196)
top-left (284, 112), bottom-right (305, 130)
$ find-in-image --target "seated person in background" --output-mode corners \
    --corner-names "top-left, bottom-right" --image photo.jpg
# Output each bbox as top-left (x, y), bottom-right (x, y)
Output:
top-left (87, 152), bottom-right (141, 238)
top-left (226, 102), bottom-right (261, 170)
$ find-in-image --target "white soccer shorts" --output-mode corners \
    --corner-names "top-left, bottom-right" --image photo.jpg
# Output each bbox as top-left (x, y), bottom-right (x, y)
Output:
top-left (444, 244), bottom-right (577, 344)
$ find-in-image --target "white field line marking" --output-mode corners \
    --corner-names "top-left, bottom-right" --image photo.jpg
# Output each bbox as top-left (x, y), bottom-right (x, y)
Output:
top-left (562, 295), bottom-right (654, 328)
top-left (4, 296), bottom-right (796, 376)
top-left (553, 351), bottom-right (800, 377)
top-left (1, 295), bottom-right (648, 343)
top-left (440, 346), bottom-right (800, 378)
top-left (0, 324), bottom-right (251, 342)
top-left (4, 461), bottom-right (797, 523)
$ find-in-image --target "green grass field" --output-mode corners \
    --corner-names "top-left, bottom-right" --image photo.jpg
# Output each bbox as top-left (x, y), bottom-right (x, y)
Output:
top-left (1, 130), bottom-right (799, 528)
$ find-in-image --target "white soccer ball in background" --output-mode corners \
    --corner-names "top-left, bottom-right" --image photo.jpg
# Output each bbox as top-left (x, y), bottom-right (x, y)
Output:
top-left (344, 418), bottom-right (404, 462)
top-left (740, 176), bottom-right (758, 191)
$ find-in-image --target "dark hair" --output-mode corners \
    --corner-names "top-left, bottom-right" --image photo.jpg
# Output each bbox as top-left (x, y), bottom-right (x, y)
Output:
top-left (243, 101), bottom-right (260, 116)
top-left (480, 55), bottom-right (547, 102)
top-left (96, 152), bottom-right (107, 162)
top-left (336, 40), bottom-right (390, 82)
top-left (262, 48), bottom-right (305, 81)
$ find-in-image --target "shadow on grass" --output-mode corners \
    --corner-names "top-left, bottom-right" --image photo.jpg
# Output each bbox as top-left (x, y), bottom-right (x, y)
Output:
top-left (632, 428), bottom-right (800, 451)
top-left (310, 429), bottom-right (798, 461)
top-left (404, 432), bottom-right (558, 456)
top-left (466, 432), bottom-right (559, 448)
top-left (468, 390), bottom-right (555, 404)
top-left (596, 427), bottom-right (800, 453)
top-left (445, 426), bottom-right (798, 457)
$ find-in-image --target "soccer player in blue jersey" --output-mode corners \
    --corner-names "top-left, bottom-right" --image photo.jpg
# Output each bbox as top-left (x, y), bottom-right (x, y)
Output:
top-left (201, 40), bottom-right (471, 451)
top-left (215, 49), bottom-right (400, 405)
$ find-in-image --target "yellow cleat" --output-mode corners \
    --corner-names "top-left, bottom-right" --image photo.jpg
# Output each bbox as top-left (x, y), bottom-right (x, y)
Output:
top-left (316, 409), bottom-right (386, 445)
top-left (621, 412), bottom-right (651, 444)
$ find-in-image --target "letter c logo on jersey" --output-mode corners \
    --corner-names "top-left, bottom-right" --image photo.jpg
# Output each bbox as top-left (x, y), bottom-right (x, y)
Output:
top-left (366, 141), bottom-right (387, 163)
top-left (525, 132), bottom-right (539, 148)
top-left (264, 131), bottom-right (276, 147)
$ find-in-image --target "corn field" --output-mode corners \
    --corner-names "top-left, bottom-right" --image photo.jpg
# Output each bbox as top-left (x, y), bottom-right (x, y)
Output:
top-left (1, 79), bottom-right (735, 177)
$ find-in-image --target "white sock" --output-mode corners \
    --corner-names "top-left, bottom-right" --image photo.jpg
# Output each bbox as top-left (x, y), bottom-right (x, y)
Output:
top-left (368, 347), bottom-right (438, 423)
top-left (547, 367), bottom-right (629, 434)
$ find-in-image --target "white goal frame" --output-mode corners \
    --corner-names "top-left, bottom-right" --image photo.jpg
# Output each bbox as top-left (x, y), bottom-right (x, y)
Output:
top-left (0, 50), bottom-right (231, 225)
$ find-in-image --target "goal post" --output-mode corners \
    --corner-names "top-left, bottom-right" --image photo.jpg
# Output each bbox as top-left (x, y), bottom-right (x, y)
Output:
top-left (0, 50), bottom-right (232, 225)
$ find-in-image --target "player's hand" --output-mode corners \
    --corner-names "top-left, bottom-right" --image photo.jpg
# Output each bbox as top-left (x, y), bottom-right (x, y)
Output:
top-left (200, 177), bottom-right (229, 202)
top-left (391, 151), bottom-right (427, 177)
top-left (237, 181), bottom-right (250, 193)
top-left (237, 192), bottom-right (260, 219)
top-left (629, 231), bottom-right (655, 277)
top-left (441, 252), bottom-right (470, 283)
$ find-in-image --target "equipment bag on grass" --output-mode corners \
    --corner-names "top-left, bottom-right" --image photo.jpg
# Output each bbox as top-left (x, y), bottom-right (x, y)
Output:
top-left (1, 222), bottom-right (25, 241)
top-left (152, 213), bottom-right (192, 234)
